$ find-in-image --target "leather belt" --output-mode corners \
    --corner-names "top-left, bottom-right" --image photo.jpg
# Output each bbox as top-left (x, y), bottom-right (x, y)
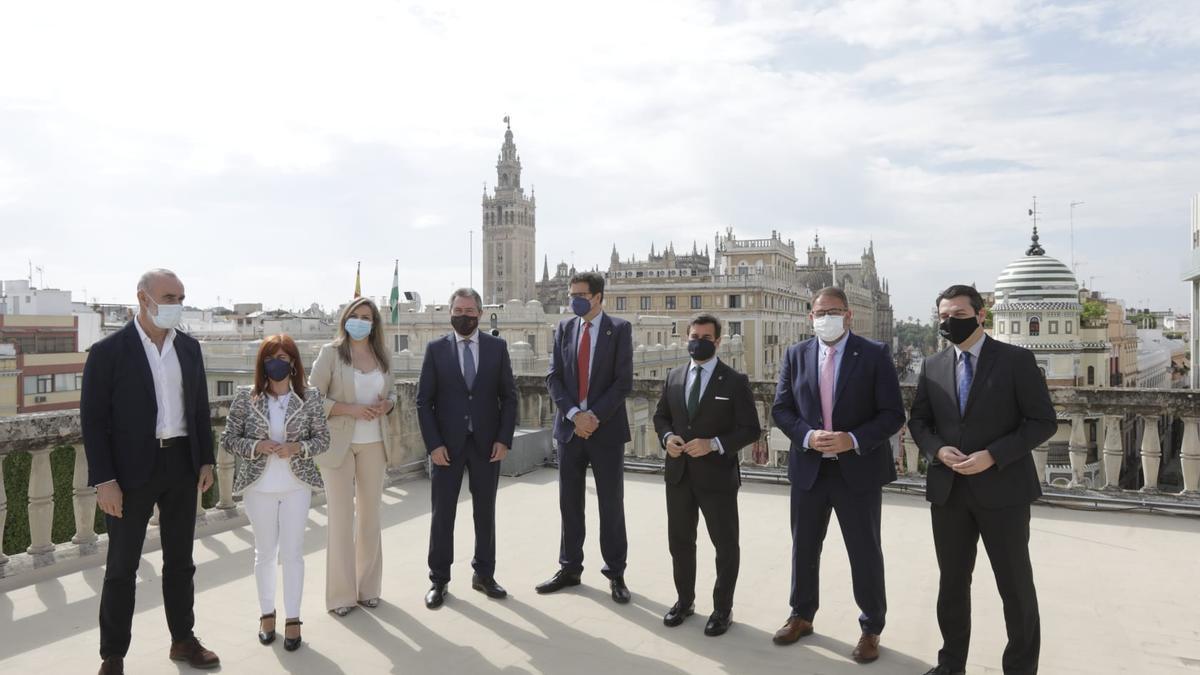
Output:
top-left (158, 436), bottom-right (187, 448)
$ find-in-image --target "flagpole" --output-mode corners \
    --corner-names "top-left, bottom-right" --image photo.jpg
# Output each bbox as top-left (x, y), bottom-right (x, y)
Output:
top-left (469, 229), bottom-right (474, 289)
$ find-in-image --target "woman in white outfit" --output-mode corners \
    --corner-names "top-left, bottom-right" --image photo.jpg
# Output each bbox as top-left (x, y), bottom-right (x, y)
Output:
top-left (309, 297), bottom-right (398, 616)
top-left (221, 334), bottom-right (329, 651)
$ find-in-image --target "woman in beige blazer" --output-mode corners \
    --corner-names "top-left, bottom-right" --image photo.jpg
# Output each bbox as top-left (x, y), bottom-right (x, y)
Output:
top-left (309, 297), bottom-right (398, 616)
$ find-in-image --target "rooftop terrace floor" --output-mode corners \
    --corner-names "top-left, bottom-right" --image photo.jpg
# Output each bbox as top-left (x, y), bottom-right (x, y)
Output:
top-left (2, 470), bottom-right (1198, 674)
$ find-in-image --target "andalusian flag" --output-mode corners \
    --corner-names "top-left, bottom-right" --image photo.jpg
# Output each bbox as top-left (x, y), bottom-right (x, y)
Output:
top-left (354, 262), bottom-right (362, 298)
top-left (389, 260), bottom-right (400, 324)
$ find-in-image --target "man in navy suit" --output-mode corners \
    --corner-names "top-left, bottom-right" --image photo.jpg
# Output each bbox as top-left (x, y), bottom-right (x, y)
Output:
top-left (770, 286), bottom-right (905, 664)
top-left (81, 269), bottom-right (220, 675)
top-left (536, 271), bottom-right (634, 603)
top-left (416, 287), bottom-right (518, 609)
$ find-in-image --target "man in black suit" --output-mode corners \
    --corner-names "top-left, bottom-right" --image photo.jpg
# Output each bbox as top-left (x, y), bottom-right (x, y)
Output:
top-left (652, 314), bottom-right (760, 636)
top-left (771, 286), bottom-right (905, 664)
top-left (81, 269), bottom-right (220, 675)
top-left (416, 287), bottom-right (518, 609)
top-left (536, 271), bottom-right (634, 603)
top-left (908, 284), bottom-right (1056, 675)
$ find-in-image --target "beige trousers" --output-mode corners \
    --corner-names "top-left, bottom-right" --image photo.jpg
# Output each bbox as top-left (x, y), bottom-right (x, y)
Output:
top-left (320, 441), bottom-right (386, 610)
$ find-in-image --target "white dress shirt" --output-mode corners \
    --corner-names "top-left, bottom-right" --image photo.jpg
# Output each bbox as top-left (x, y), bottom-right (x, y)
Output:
top-left (254, 391), bottom-right (305, 493)
top-left (567, 312), bottom-right (603, 420)
top-left (954, 333), bottom-right (987, 391)
top-left (456, 330), bottom-right (481, 375)
top-left (133, 317), bottom-right (187, 440)
top-left (803, 331), bottom-right (860, 458)
top-left (662, 356), bottom-right (725, 454)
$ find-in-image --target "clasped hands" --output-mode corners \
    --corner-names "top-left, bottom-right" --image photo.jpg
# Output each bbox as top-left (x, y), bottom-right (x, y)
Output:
top-left (809, 430), bottom-right (855, 454)
top-left (97, 463), bottom-right (213, 519)
top-left (430, 442), bottom-right (508, 466)
top-left (573, 411), bottom-right (600, 439)
top-left (665, 435), bottom-right (714, 458)
top-left (348, 397), bottom-right (394, 421)
top-left (255, 440), bottom-right (301, 459)
top-left (937, 446), bottom-right (995, 475)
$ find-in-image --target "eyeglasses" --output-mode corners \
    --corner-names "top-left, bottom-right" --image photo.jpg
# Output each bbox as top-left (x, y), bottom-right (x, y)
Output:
top-left (812, 309), bottom-right (847, 318)
top-left (568, 293), bottom-right (592, 300)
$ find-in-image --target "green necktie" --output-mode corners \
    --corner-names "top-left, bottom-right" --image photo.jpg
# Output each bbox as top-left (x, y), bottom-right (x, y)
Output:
top-left (686, 365), bottom-right (702, 420)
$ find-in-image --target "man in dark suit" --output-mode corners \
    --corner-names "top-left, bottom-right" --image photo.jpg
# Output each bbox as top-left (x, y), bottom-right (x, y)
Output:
top-left (653, 314), bottom-right (760, 636)
top-left (908, 284), bottom-right (1056, 675)
top-left (536, 271), bottom-right (634, 603)
top-left (416, 287), bottom-right (518, 609)
top-left (771, 286), bottom-right (905, 664)
top-left (81, 269), bottom-right (220, 675)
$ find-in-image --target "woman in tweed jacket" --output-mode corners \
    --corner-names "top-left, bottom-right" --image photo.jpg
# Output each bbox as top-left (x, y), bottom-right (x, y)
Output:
top-left (221, 334), bottom-right (329, 652)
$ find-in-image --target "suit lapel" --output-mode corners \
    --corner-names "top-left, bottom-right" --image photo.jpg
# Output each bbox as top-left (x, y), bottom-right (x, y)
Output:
top-left (962, 337), bottom-right (997, 419)
top-left (804, 339), bottom-right (821, 405)
top-left (563, 318), bottom-right (579, 397)
top-left (694, 360), bottom-right (724, 416)
top-left (833, 334), bottom-right (861, 406)
top-left (123, 322), bottom-right (158, 406)
top-left (591, 314), bottom-right (613, 379)
top-left (933, 346), bottom-right (959, 418)
top-left (176, 336), bottom-right (195, 421)
top-left (445, 333), bottom-right (469, 391)
top-left (283, 388), bottom-right (304, 426)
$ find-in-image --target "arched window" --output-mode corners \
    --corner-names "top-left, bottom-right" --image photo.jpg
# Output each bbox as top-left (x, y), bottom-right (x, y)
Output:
top-left (1029, 316), bottom-right (1041, 336)
top-left (1087, 365), bottom-right (1095, 385)
top-left (738, 262), bottom-right (748, 275)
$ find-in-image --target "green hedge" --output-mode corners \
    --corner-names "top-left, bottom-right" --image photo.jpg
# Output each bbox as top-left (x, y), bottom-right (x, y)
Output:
top-left (3, 435), bottom-right (220, 557)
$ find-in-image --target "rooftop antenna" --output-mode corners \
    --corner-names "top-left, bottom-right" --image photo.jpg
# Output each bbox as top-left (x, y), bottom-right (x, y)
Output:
top-left (1069, 201), bottom-right (1085, 273)
top-left (1026, 196), bottom-right (1045, 256)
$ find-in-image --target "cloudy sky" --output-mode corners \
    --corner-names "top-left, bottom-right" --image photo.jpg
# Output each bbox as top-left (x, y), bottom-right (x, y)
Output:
top-left (3, 0), bottom-right (1198, 321)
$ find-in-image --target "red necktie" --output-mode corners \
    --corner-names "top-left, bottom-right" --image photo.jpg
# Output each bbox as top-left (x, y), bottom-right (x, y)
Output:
top-left (577, 321), bottom-right (591, 404)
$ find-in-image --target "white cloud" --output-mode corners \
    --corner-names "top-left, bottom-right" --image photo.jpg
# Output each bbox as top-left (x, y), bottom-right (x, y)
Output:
top-left (1, 0), bottom-right (1196, 321)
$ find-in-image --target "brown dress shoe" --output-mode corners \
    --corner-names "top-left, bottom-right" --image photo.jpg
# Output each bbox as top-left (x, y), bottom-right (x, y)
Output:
top-left (772, 616), bottom-right (814, 645)
top-left (852, 632), bottom-right (881, 663)
top-left (98, 656), bottom-right (124, 675)
top-left (169, 636), bottom-right (221, 669)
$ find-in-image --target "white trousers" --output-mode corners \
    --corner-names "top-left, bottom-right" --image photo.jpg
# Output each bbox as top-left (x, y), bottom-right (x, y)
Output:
top-left (243, 487), bottom-right (312, 618)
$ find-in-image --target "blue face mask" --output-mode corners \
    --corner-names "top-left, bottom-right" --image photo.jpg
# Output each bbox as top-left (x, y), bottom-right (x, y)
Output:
top-left (345, 317), bottom-right (372, 340)
top-left (570, 295), bottom-right (592, 318)
top-left (264, 357), bottom-right (292, 382)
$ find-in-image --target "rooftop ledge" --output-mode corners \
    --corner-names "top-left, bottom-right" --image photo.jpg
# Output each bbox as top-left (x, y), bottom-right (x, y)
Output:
top-left (2, 471), bottom-right (1198, 674)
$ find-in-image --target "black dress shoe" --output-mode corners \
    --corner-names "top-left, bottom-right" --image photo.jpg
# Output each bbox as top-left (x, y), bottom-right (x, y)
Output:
top-left (472, 574), bottom-right (508, 599)
top-left (535, 570), bottom-right (581, 594)
top-left (923, 666), bottom-right (966, 675)
top-left (663, 601), bottom-right (695, 627)
top-left (425, 583), bottom-right (448, 609)
top-left (98, 656), bottom-right (124, 675)
top-left (609, 576), bottom-right (631, 604)
top-left (704, 610), bottom-right (733, 636)
top-left (283, 619), bottom-right (303, 652)
top-left (258, 611), bottom-right (276, 645)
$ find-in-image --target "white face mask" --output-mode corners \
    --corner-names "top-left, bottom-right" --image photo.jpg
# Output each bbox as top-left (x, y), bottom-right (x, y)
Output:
top-left (812, 314), bottom-right (846, 343)
top-left (147, 297), bottom-right (183, 330)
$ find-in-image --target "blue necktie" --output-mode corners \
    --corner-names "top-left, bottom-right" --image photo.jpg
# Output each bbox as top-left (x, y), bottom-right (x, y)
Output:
top-left (958, 352), bottom-right (973, 416)
top-left (462, 339), bottom-right (476, 390)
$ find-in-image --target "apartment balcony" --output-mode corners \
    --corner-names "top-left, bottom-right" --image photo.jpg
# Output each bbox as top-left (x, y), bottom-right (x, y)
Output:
top-left (1, 379), bottom-right (1199, 673)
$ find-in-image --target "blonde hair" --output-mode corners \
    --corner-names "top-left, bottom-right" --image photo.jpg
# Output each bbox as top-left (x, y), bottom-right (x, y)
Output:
top-left (334, 298), bottom-right (390, 371)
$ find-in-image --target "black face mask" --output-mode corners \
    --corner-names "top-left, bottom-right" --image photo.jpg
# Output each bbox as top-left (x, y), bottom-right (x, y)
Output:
top-left (451, 315), bottom-right (479, 337)
top-left (688, 338), bottom-right (717, 362)
top-left (939, 316), bottom-right (980, 344)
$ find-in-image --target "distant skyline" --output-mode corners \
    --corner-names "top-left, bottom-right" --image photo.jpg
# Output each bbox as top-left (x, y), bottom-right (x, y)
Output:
top-left (4, 1), bottom-right (1199, 321)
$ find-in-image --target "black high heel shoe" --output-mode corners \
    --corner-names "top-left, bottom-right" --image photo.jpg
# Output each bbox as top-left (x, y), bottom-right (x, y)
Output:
top-left (258, 612), bottom-right (276, 645)
top-left (283, 619), bottom-right (303, 652)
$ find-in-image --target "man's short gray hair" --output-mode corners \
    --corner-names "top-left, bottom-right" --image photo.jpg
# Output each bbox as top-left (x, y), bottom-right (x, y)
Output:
top-left (449, 288), bottom-right (483, 313)
top-left (137, 268), bottom-right (179, 293)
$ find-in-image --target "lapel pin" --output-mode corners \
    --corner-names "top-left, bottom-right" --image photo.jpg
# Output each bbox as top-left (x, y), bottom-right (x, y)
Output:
top-left (606, 330), bottom-right (612, 335)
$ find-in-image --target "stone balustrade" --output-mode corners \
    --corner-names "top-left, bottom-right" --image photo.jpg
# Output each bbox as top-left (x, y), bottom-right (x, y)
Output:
top-left (3, 377), bottom-right (1198, 586)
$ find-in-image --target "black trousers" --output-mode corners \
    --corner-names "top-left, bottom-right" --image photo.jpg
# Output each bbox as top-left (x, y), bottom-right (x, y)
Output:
top-left (99, 445), bottom-right (198, 659)
top-left (666, 470), bottom-right (739, 611)
top-left (557, 435), bottom-right (627, 578)
top-left (428, 434), bottom-right (501, 584)
top-left (932, 477), bottom-right (1040, 675)
top-left (789, 459), bottom-right (887, 635)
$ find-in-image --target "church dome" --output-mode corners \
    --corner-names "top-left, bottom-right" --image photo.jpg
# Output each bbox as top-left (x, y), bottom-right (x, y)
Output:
top-left (993, 227), bottom-right (1080, 307)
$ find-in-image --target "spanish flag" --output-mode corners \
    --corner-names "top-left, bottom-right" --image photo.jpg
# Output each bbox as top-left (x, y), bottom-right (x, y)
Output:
top-left (354, 262), bottom-right (362, 299)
